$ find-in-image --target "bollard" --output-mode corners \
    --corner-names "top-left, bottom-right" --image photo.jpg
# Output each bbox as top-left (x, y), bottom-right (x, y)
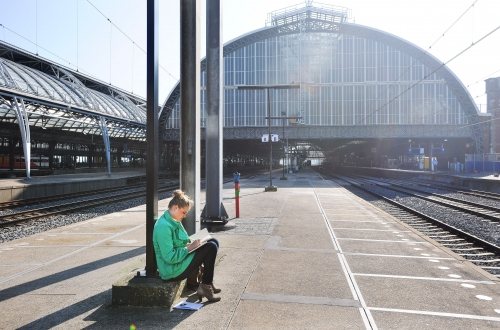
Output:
top-left (233, 172), bottom-right (240, 218)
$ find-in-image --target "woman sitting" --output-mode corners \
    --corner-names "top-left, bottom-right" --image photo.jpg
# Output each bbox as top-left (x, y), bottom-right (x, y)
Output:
top-left (153, 190), bottom-right (221, 302)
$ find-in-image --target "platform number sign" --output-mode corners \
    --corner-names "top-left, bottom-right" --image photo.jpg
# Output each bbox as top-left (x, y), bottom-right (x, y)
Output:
top-left (261, 134), bottom-right (279, 142)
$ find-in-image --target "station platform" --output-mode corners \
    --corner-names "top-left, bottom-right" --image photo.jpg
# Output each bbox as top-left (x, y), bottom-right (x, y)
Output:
top-left (0, 169), bottom-right (499, 329)
top-left (0, 169), bottom-right (146, 203)
top-left (336, 166), bottom-right (500, 194)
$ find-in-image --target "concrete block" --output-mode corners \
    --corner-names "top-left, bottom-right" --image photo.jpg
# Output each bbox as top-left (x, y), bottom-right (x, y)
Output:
top-left (112, 272), bottom-right (185, 307)
top-left (0, 187), bottom-right (12, 203)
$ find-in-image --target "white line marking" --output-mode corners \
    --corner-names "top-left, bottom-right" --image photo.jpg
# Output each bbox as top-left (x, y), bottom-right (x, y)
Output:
top-left (11, 245), bottom-right (91, 248)
top-left (368, 307), bottom-right (500, 322)
top-left (343, 252), bottom-right (453, 260)
top-left (337, 238), bottom-right (427, 244)
top-left (461, 283), bottom-right (476, 288)
top-left (330, 220), bottom-right (389, 223)
top-left (312, 184), bottom-right (377, 330)
top-left (353, 273), bottom-right (495, 284)
top-left (332, 228), bottom-right (411, 232)
top-left (359, 307), bottom-right (371, 329)
top-left (49, 232), bottom-right (111, 235)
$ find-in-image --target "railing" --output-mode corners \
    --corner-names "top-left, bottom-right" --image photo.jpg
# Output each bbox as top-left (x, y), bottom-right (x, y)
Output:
top-left (266, 1), bottom-right (351, 27)
top-left (465, 153), bottom-right (500, 173)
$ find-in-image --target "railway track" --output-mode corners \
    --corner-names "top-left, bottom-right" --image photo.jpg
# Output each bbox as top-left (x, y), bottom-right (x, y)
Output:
top-left (330, 174), bottom-right (500, 278)
top-left (0, 181), bottom-right (178, 227)
top-left (0, 171), bottom-right (245, 229)
top-left (0, 182), bottom-right (147, 210)
top-left (410, 177), bottom-right (500, 201)
top-left (358, 176), bottom-right (500, 223)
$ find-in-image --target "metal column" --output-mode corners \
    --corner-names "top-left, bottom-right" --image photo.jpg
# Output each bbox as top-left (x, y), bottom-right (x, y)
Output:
top-left (180, 0), bottom-right (201, 235)
top-left (98, 116), bottom-right (111, 176)
top-left (202, 0), bottom-right (228, 223)
top-left (145, 0), bottom-right (159, 276)
top-left (13, 98), bottom-right (31, 179)
top-left (265, 88), bottom-right (275, 191)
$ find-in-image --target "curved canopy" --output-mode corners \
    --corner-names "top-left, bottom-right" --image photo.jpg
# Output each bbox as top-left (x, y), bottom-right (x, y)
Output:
top-left (0, 41), bottom-right (146, 140)
top-left (160, 2), bottom-right (485, 150)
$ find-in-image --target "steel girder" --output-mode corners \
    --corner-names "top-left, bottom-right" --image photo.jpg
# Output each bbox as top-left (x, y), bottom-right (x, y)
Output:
top-left (163, 125), bottom-right (471, 141)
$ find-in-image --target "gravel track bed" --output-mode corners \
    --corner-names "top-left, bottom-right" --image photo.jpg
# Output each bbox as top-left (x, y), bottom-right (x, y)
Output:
top-left (396, 195), bottom-right (500, 245)
top-left (401, 182), bottom-right (500, 209)
top-left (329, 177), bottom-right (500, 276)
top-left (340, 177), bottom-right (500, 245)
top-left (359, 183), bottom-right (500, 246)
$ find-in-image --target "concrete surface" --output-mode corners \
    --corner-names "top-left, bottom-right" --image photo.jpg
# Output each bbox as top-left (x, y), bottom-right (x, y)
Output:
top-left (0, 168), bottom-right (499, 329)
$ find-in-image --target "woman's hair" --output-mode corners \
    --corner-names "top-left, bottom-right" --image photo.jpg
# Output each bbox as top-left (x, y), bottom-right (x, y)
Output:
top-left (168, 189), bottom-right (193, 209)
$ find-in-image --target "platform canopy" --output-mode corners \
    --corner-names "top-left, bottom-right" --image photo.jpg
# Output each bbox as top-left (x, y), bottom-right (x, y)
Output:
top-left (0, 41), bottom-right (147, 141)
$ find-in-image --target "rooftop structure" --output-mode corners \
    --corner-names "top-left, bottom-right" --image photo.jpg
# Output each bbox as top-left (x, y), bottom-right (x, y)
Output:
top-left (266, 0), bottom-right (351, 32)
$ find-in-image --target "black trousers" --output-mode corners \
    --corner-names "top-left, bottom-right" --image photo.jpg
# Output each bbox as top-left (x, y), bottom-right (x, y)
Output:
top-left (170, 238), bottom-right (219, 284)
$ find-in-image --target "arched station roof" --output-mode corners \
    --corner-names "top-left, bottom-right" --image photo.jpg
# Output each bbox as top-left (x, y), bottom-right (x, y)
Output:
top-left (0, 41), bottom-right (147, 140)
top-left (160, 1), bottom-right (487, 150)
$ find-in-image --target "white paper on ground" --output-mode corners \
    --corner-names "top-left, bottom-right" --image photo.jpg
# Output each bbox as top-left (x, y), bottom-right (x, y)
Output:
top-left (173, 301), bottom-right (204, 311)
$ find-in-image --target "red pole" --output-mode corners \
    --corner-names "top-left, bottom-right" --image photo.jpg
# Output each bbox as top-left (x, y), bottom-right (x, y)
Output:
top-left (235, 182), bottom-right (240, 218)
top-left (234, 172), bottom-right (240, 218)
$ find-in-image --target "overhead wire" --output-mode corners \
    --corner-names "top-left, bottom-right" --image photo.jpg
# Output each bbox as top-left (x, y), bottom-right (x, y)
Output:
top-left (382, 0), bottom-right (480, 113)
top-left (1, 1), bottom-right (179, 96)
top-left (460, 115), bottom-right (500, 129)
top-left (85, 0), bottom-right (179, 82)
top-left (369, 11), bottom-right (500, 120)
top-left (109, 21), bottom-right (112, 84)
top-left (0, 23), bottom-right (113, 86)
top-left (76, 0), bottom-right (79, 70)
top-left (35, 0), bottom-right (38, 55)
top-left (428, 0), bottom-right (479, 50)
top-left (467, 67), bottom-right (500, 88)
top-left (0, 23), bottom-right (74, 68)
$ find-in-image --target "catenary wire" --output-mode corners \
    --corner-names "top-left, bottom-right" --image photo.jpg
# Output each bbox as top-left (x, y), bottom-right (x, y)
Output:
top-left (367, 22), bottom-right (500, 119)
top-left (428, 0), bottom-right (479, 50)
top-left (85, 0), bottom-right (179, 82)
top-left (393, 0), bottom-right (480, 93)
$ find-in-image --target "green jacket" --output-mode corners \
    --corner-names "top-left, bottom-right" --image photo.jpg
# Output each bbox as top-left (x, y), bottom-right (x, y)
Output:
top-left (153, 211), bottom-right (194, 280)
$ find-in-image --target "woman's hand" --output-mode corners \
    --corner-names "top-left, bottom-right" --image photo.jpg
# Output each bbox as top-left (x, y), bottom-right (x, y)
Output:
top-left (187, 239), bottom-right (201, 252)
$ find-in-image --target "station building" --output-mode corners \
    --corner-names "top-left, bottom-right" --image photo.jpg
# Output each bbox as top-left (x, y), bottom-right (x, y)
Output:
top-left (162, 1), bottom-right (494, 170)
top-left (0, 1), bottom-right (498, 176)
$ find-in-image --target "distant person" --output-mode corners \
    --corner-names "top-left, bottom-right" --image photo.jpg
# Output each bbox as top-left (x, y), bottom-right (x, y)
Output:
top-left (153, 190), bottom-right (221, 302)
top-left (432, 157), bottom-right (438, 171)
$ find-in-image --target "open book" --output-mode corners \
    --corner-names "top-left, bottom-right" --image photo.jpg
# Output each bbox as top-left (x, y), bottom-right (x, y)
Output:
top-left (188, 228), bottom-right (212, 253)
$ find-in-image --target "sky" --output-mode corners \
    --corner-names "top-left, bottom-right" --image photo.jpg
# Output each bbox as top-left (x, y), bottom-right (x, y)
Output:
top-left (0, 0), bottom-right (499, 111)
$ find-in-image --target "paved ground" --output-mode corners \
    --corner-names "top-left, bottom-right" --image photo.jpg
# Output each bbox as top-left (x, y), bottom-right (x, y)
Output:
top-left (0, 168), bottom-right (499, 329)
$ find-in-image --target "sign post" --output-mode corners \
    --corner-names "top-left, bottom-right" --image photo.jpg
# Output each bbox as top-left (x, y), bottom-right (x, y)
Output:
top-left (234, 84), bottom-right (300, 192)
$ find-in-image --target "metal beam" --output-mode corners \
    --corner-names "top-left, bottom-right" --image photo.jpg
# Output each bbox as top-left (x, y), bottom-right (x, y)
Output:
top-left (145, 0), bottom-right (159, 277)
top-left (202, 0), bottom-right (228, 223)
top-left (180, 0), bottom-right (201, 235)
top-left (13, 97), bottom-right (31, 179)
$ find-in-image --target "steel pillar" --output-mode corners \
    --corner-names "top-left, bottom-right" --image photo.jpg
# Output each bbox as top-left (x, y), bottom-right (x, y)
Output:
top-left (265, 88), bottom-right (276, 191)
top-left (145, 0), bottom-right (159, 277)
top-left (180, 0), bottom-right (201, 235)
top-left (98, 116), bottom-right (111, 176)
top-left (13, 98), bottom-right (31, 179)
top-left (202, 0), bottom-right (228, 223)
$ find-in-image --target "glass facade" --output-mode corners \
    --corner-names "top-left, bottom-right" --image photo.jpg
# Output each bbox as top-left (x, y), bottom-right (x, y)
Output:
top-left (167, 31), bottom-right (467, 129)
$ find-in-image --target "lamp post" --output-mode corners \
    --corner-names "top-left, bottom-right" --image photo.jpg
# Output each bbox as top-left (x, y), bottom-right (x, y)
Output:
top-left (235, 84), bottom-right (300, 191)
top-left (281, 111), bottom-right (286, 180)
